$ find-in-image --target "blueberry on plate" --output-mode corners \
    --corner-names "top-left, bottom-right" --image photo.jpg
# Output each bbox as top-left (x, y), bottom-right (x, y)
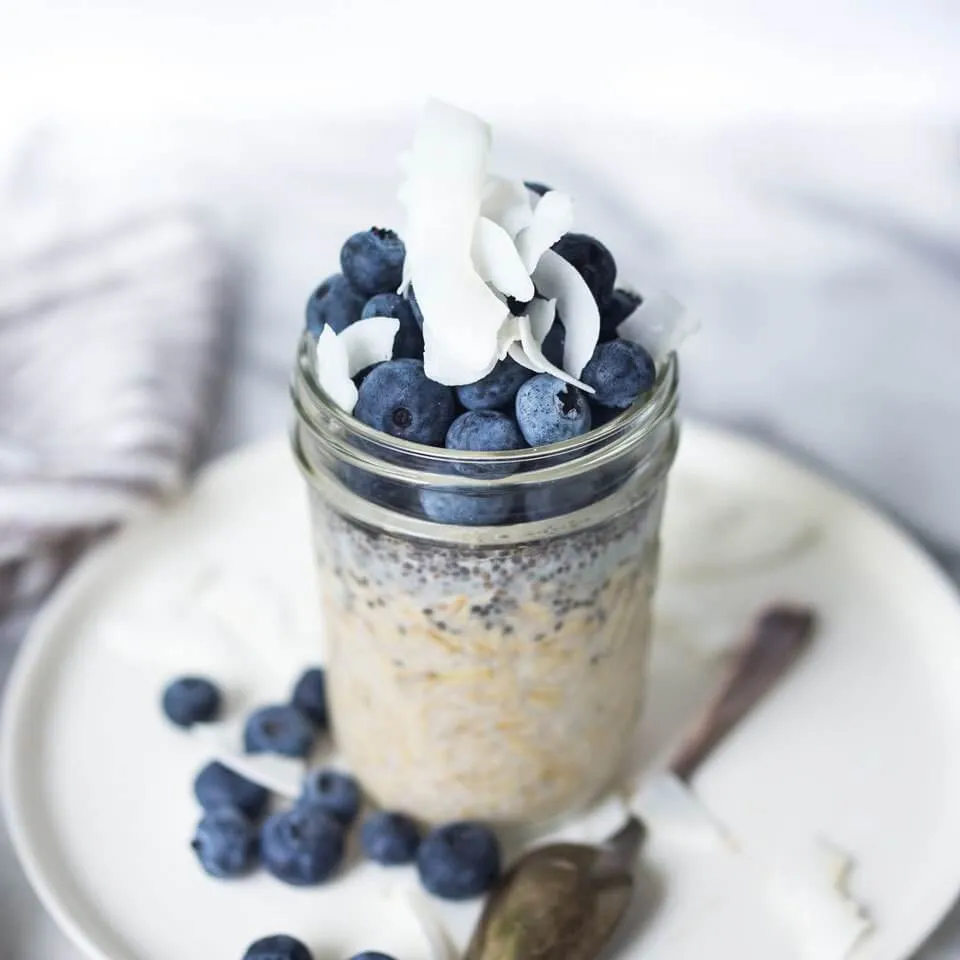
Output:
top-left (515, 375), bottom-right (592, 447)
top-left (194, 761), bottom-right (269, 820)
top-left (581, 340), bottom-right (656, 409)
top-left (417, 821), bottom-right (501, 900)
top-left (305, 274), bottom-right (366, 334)
top-left (298, 769), bottom-right (362, 826)
top-left (243, 934), bottom-right (313, 960)
top-left (340, 228), bottom-right (405, 297)
top-left (419, 489), bottom-right (517, 526)
top-left (291, 667), bottom-right (327, 728)
top-left (161, 676), bottom-right (221, 728)
top-left (552, 233), bottom-right (617, 306)
top-left (261, 806), bottom-right (345, 885)
top-left (524, 180), bottom-right (552, 196)
top-left (361, 811), bottom-right (421, 865)
top-left (244, 705), bottom-right (315, 758)
top-left (354, 359), bottom-right (456, 446)
top-left (445, 410), bottom-right (526, 478)
top-left (599, 288), bottom-right (642, 341)
top-left (456, 358), bottom-right (532, 412)
top-left (362, 292), bottom-right (424, 360)
top-left (191, 807), bottom-right (258, 878)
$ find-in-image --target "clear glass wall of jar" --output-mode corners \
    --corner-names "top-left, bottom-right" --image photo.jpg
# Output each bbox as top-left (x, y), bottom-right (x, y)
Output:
top-left (291, 338), bottom-right (680, 825)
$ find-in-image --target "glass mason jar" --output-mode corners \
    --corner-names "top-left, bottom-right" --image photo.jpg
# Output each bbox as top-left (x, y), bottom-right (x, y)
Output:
top-left (291, 337), bottom-right (680, 825)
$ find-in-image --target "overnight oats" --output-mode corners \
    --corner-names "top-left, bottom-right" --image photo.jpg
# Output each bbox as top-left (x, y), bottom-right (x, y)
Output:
top-left (291, 100), bottom-right (692, 825)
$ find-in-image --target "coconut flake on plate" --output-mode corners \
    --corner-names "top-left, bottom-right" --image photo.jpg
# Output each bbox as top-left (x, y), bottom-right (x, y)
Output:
top-left (471, 217), bottom-right (536, 301)
top-left (531, 248), bottom-right (600, 378)
top-left (314, 317), bottom-right (400, 413)
top-left (190, 715), bottom-right (305, 799)
top-left (617, 289), bottom-right (696, 362)
top-left (516, 190), bottom-right (575, 273)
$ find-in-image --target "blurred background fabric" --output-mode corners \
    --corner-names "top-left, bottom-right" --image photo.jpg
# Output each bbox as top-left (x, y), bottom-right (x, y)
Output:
top-left (0, 0), bottom-right (958, 957)
top-left (0, 132), bottom-right (227, 648)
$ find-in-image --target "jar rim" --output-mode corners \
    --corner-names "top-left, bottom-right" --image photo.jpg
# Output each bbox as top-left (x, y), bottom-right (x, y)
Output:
top-left (291, 332), bottom-right (679, 472)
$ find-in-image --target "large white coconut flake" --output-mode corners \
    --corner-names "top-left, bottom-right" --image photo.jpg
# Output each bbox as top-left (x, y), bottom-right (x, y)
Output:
top-left (471, 217), bottom-right (536, 301)
top-left (481, 175), bottom-right (533, 237)
top-left (531, 248), bottom-right (600, 378)
top-left (340, 316), bottom-right (401, 373)
top-left (511, 308), bottom-right (594, 393)
top-left (616, 289), bottom-right (695, 362)
top-left (314, 325), bottom-right (357, 413)
top-left (516, 190), bottom-right (575, 273)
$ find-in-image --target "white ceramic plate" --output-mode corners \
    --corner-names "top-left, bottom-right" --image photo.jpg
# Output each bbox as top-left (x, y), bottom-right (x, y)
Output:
top-left (4, 422), bottom-right (960, 960)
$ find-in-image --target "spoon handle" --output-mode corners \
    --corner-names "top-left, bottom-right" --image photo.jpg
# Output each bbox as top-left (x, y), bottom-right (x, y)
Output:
top-left (669, 605), bottom-right (817, 783)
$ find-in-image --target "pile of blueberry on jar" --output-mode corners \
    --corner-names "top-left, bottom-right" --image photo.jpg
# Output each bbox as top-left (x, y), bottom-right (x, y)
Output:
top-left (162, 673), bottom-right (502, 959)
top-left (304, 211), bottom-right (658, 525)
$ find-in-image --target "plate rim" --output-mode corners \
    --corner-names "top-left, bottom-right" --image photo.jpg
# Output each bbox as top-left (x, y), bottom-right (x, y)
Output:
top-left (3, 420), bottom-right (960, 960)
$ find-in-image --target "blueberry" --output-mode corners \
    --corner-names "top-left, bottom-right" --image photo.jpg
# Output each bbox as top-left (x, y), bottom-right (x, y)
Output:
top-left (581, 339), bottom-right (656, 409)
top-left (360, 811), bottom-right (421, 865)
top-left (515, 375), bottom-right (592, 447)
top-left (445, 410), bottom-right (525, 478)
top-left (416, 821), bottom-right (501, 900)
top-left (524, 181), bottom-right (552, 196)
top-left (305, 274), bottom-right (365, 334)
top-left (354, 359), bottom-right (456, 446)
top-left (456, 358), bottom-right (533, 411)
top-left (405, 285), bottom-right (424, 328)
top-left (419, 489), bottom-right (517, 526)
top-left (243, 935), bottom-right (313, 960)
top-left (349, 954), bottom-right (397, 960)
top-left (540, 321), bottom-right (565, 369)
top-left (362, 292), bottom-right (424, 360)
top-left (552, 233), bottom-right (617, 306)
top-left (340, 228), bottom-right (405, 297)
top-left (599, 288), bottom-right (642, 341)
top-left (244, 705), bottom-right (315, 758)
top-left (194, 761), bottom-right (269, 820)
top-left (353, 363), bottom-right (380, 389)
top-left (590, 400), bottom-right (623, 428)
top-left (298, 769), bottom-right (361, 826)
top-left (191, 807), bottom-right (258, 878)
top-left (261, 806), bottom-right (345, 885)
top-left (524, 474), bottom-right (607, 522)
top-left (290, 668), bottom-right (327, 728)
top-left (340, 466), bottom-right (413, 512)
top-left (161, 676), bottom-right (221, 728)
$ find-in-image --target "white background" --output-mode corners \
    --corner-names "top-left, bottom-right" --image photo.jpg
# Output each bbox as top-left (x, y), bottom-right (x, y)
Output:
top-left (1, 0), bottom-right (958, 123)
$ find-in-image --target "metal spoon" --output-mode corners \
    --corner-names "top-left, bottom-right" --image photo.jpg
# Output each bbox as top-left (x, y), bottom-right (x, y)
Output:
top-left (464, 604), bottom-right (817, 960)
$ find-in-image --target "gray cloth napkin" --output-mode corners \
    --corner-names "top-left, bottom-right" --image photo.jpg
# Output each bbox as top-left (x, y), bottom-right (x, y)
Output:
top-left (0, 134), bottom-right (226, 644)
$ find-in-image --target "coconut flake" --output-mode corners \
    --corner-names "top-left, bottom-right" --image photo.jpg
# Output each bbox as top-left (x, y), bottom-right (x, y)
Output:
top-left (516, 318), bottom-right (593, 393)
top-left (399, 101), bottom-right (512, 385)
top-left (314, 325), bottom-right (357, 413)
top-left (531, 248), bottom-right (600, 377)
top-left (516, 190), bottom-right (575, 273)
top-left (525, 293), bottom-right (556, 344)
top-left (481, 175), bottom-right (533, 237)
top-left (417, 256), bottom-right (505, 385)
top-left (616, 290), bottom-right (695, 362)
top-left (340, 316), bottom-right (400, 374)
top-left (471, 217), bottom-right (535, 301)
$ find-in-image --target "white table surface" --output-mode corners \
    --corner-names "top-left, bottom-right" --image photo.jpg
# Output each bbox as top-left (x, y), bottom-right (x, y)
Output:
top-left (1, 70), bottom-right (960, 960)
